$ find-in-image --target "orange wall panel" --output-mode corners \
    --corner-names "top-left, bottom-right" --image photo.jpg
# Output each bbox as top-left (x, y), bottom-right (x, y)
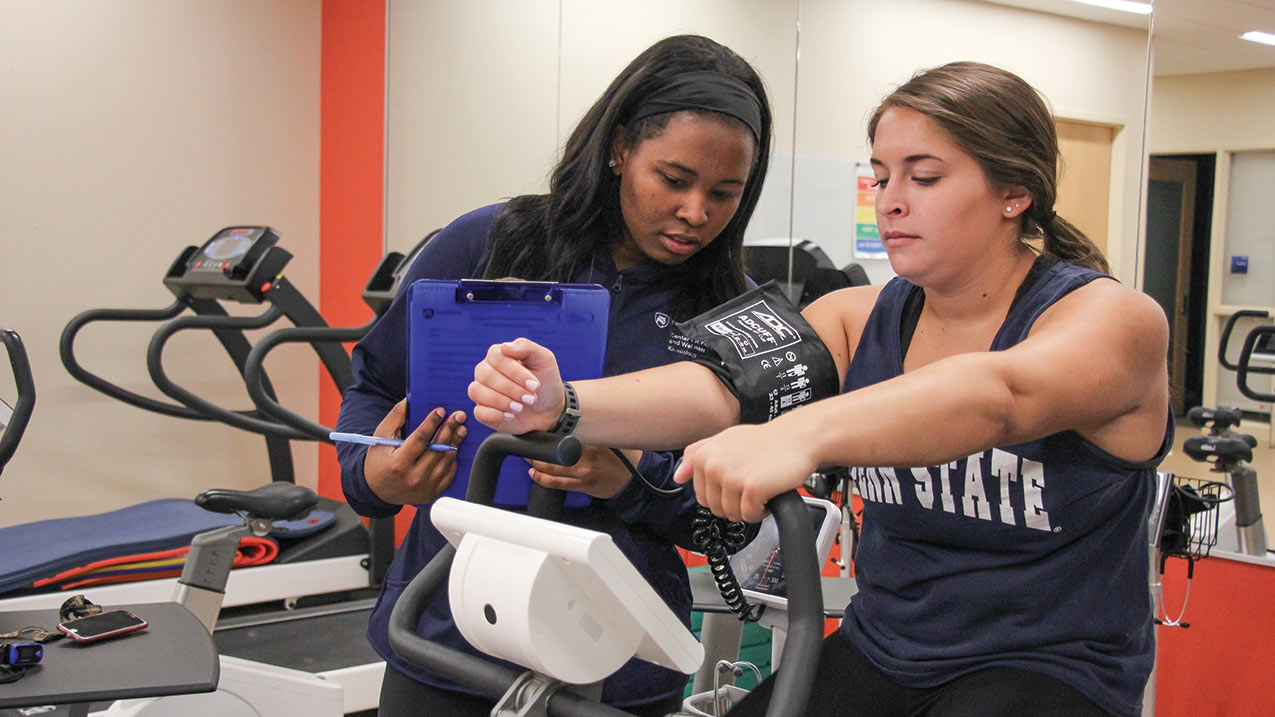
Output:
top-left (1154, 555), bottom-right (1275, 714)
top-left (319, 0), bottom-right (385, 502)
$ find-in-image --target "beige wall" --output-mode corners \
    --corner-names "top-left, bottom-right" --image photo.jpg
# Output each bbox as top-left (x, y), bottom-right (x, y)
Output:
top-left (1148, 68), bottom-right (1275, 409)
top-left (385, 0), bottom-right (560, 250)
top-left (0, 1), bottom-right (322, 522)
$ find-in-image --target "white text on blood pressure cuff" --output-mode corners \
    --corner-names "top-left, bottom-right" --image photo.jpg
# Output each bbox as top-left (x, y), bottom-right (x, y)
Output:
top-left (704, 300), bottom-right (802, 360)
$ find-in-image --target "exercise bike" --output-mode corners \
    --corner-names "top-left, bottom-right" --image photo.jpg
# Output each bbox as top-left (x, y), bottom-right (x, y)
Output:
top-left (1187, 311), bottom-right (1273, 557)
top-left (386, 431), bottom-right (825, 717)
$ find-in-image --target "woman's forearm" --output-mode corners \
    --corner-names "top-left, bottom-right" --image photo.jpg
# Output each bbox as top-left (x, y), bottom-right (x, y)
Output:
top-left (573, 362), bottom-right (741, 450)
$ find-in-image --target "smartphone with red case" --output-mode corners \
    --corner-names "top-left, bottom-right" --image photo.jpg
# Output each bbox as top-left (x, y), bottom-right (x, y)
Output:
top-left (57, 609), bottom-right (148, 643)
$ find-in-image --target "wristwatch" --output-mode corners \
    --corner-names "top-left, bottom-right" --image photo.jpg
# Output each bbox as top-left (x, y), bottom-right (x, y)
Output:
top-left (547, 381), bottom-right (580, 435)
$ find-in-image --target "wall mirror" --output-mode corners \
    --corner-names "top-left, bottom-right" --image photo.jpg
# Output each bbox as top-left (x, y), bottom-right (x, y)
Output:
top-left (789, 0), bottom-right (1153, 295)
top-left (385, 0), bottom-right (799, 262)
top-left (385, 1), bottom-right (1152, 312)
top-left (1144, 0), bottom-right (1275, 565)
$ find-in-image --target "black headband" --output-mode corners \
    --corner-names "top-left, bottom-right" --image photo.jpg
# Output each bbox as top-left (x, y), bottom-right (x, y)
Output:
top-left (627, 70), bottom-right (763, 141)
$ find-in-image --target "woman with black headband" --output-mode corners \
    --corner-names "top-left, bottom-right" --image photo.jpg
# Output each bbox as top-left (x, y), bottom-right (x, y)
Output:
top-left (334, 34), bottom-right (773, 716)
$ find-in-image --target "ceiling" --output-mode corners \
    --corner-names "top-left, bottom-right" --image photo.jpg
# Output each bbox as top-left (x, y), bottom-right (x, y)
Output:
top-left (1151, 0), bottom-right (1275, 75)
top-left (985, 0), bottom-right (1275, 76)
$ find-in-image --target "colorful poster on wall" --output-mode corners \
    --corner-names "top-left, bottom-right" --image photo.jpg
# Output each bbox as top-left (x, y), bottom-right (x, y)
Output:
top-left (853, 162), bottom-right (885, 259)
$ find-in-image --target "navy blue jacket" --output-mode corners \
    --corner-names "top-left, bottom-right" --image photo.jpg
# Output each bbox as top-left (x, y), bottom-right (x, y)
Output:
top-left (336, 203), bottom-right (708, 707)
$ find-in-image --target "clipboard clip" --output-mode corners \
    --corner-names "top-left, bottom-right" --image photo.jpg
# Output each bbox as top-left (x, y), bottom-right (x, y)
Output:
top-left (455, 280), bottom-right (564, 305)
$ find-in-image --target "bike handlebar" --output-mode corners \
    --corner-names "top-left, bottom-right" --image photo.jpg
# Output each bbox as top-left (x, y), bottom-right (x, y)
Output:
top-left (388, 431), bottom-right (822, 717)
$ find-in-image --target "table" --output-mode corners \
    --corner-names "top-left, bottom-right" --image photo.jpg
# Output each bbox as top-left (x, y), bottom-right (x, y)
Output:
top-left (0, 602), bottom-right (217, 716)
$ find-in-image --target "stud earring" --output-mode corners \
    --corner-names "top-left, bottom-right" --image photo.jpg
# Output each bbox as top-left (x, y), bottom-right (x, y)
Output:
top-left (608, 159), bottom-right (617, 168)
top-left (1006, 206), bottom-right (1013, 212)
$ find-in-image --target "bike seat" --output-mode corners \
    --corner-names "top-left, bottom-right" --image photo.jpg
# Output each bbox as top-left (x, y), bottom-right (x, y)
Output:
top-left (1183, 434), bottom-right (1253, 465)
top-left (1186, 406), bottom-right (1242, 431)
top-left (195, 482), bottom-right (318, 521)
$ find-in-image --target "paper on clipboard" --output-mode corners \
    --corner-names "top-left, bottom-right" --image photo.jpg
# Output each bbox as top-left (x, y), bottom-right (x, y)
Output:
top-left (406, 279), bottom-right (610, 508)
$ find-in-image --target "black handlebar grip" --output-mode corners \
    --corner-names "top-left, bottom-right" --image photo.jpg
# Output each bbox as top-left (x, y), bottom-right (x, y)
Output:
top-left (1219, 310), bottom-right (1269, 371)
top-left (0, 329), bottom-right (36, 475)
top-left (466, 432), bottom-right (582, 506)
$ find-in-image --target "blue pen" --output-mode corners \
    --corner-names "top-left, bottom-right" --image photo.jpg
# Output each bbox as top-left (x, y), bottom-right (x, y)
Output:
top-left (329, 431), bottom-right (457, 452)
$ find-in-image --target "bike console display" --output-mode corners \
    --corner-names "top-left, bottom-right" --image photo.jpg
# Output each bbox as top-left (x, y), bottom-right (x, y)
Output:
top-left (163, 226), bottom-right (291, 303)
top-left (729, 496), bottom-right (840, 609)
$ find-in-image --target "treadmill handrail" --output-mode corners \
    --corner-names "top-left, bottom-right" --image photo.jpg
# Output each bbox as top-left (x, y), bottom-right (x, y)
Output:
top-left (60, 300), bottom-right (210, 420)
top-left (0, 329), bottom-right (36, 475)
top-left (242, 320), bottom-right (375, 441)
top-left (146, 305), bottom-right (309, 439)
top-left (387, 432), bottom-right (822, 717)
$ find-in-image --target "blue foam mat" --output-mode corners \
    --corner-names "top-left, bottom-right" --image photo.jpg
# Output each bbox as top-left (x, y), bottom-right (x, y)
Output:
top-left (1, 499), bottom-right (244, 594)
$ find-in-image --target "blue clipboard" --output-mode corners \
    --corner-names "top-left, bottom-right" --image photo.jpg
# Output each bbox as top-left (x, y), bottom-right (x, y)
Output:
top-left (406, 279), bottom-right (610, 508)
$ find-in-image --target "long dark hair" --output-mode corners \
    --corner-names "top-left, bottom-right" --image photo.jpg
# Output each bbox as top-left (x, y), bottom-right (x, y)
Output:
top-left (867, 61), bottom-right (1109, 274)
top-left (482, 34), bottom-right (774, 319)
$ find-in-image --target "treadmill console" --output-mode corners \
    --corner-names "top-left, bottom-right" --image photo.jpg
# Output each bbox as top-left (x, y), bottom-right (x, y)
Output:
top-left (164, 226), bottom-right (292, 303)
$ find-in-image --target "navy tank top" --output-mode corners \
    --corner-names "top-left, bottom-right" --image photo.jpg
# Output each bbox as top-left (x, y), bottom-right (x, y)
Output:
top-left (839, 259), bottom-right (1171, 717)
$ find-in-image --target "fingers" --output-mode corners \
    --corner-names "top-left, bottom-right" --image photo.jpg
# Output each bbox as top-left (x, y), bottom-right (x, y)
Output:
top-left (468, 378), bottom-right (531, 425)
top-left (475, 345), bottom-right (540, 409)
top-left (499, 338), bottom-right (559, 376)
top-left (738, 491), bottom-right (769, 525)
top-left (375, 399), bottom-right (410, 439)
top-left (363, 403), bottom-right (466, 505)
top-left (402, 407), bottom-right (466, 452)
top-left (527, 464), bottom-right (576, 493)
top-left (682, 440), bottom-right (758, 524)
top-left (431, 410), bottom-right (467, 449)
top-left (526, 458), bottom-right (579, 475)
top-left (470, 339), bottom-right (567, 433)
top-left (525, 446), bottom-right (629, 499)
top-left (397, 404), bottom-right (443, 444)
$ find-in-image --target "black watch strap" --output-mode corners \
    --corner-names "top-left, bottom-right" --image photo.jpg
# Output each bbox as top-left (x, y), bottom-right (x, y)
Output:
top-left (547, 381), bottom-right (580, 435)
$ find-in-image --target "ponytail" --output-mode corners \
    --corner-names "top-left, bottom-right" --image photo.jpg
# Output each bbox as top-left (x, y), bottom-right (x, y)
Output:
top-left (1034, 210), bottom-right (1109, 274)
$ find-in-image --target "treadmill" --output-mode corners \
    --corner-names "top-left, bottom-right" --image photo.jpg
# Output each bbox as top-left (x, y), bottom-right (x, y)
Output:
top-left (3, 227), bottom-right (430, 714)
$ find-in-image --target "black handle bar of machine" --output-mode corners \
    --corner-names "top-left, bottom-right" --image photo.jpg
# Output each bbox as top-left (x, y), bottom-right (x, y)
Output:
top-left (242, 322), bottom-right (370, 442)
top-left (387, 431), bottom-right (822, 717)
top-left (1214, 308), bottom-right (1275, 403)
top-left (1236, 324), bottom-right (1275, 403)
top-left (0, 329), bottom-right (36, 475)
top-left (1216, 309), bottom-right (1268, 372)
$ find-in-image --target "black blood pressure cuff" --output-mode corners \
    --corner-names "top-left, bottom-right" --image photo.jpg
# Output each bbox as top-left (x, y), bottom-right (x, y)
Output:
top-left (674, 281), bottom-right (839, 424)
